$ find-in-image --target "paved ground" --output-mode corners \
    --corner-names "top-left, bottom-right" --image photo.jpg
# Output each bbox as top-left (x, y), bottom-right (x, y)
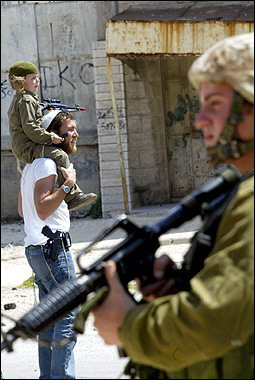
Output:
top-left (1, 205), bottom-right (201, 379)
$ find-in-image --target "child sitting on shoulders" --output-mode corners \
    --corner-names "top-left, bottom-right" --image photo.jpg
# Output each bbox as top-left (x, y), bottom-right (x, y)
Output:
top-left (7, 61), bottom-right (97, 211)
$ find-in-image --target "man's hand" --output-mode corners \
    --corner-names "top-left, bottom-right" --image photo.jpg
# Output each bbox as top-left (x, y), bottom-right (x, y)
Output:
top-left (93, 261), bottom-right (136, 346)
top-left (140, 254), bottom-right (179, 300)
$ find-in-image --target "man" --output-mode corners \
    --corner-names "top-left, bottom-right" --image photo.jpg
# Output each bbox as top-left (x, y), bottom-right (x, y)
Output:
top-left (92, 33), bottom-right (254, 379)
top-left (18, 110), bottom-right (82, 379)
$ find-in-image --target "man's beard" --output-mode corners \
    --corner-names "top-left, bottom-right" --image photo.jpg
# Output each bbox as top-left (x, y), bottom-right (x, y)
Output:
top-left (61, 140), bottom-right (77, 155)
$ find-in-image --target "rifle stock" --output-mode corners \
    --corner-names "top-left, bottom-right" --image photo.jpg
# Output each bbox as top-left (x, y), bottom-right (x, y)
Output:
top-left (1, 165), bottom-right (242, 352)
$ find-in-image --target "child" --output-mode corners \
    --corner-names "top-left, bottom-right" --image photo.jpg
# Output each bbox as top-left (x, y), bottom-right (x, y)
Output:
top-left (7, 61), bottom-right (97, 211)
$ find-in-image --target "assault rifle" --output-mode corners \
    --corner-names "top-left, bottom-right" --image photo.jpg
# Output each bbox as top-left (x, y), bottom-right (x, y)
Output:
top-left (40, 98), bottom-right (86, 112)
top-left (1, 165), bottom-right (242, 353)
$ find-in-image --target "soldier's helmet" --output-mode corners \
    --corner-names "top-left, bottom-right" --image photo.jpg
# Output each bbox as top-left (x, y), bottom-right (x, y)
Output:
top-left (188, 32), bottom-right (254, 104)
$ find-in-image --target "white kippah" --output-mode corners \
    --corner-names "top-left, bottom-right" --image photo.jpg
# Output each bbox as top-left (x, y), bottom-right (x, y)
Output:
top-left (41, 110), bottom-right (62, 129)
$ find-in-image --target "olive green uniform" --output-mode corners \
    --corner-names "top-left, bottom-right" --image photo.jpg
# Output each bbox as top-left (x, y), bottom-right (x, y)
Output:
top-left (8, 90), bottom-right (82, 202)
top-left (120, 175), bottom-right (254, 379)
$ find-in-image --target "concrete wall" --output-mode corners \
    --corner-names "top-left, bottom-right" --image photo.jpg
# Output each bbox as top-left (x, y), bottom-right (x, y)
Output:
top-left (1, 1), bottom-right (116, 219)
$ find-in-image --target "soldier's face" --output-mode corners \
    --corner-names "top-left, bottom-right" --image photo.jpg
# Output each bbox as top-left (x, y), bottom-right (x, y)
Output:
top-left (195, 82), bottom-right (233, 147)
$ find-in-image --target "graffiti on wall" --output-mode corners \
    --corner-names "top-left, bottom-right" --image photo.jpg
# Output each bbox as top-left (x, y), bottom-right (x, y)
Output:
top-left (1, 79), bottom-right (13, 99)
top-left (96, 107), bottom-right (125, 119)
top-left (98, 118), bottom-right (126, 132)
top-left (166, 93), bottom-right (200, 131)
top-left (96, 107), bottom-right (126, 132)
top-left (40, 58), bottom-right (95, 91)
top-left (166, 92), bottom-right (213, 181)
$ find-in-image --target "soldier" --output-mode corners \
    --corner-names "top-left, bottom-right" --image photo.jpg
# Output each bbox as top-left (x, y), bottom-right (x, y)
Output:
top-left (92, 32), bottom-right (254, 379)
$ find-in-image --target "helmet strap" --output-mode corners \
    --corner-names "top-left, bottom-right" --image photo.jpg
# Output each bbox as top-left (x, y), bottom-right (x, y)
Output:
top-left (206, 91), bottom-right (254, 168)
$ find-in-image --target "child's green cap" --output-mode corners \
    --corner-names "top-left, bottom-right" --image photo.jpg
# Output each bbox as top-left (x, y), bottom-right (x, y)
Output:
top-left (9, 61), bottom-right (39, 77)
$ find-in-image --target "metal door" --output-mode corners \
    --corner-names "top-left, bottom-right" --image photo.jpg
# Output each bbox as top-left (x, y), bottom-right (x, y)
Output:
top-left (162, 56), bottom-right (214, 199)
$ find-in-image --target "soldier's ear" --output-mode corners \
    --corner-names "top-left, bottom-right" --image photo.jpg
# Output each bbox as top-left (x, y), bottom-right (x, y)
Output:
top-left (242, 101), bottom-right (254, 115)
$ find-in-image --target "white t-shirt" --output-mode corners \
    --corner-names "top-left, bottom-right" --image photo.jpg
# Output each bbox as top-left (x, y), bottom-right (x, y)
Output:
top-left (21, 158), bottom-right (70, 247)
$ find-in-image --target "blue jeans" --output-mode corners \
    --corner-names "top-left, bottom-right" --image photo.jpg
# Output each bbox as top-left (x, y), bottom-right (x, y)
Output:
top-left (25, 244), bottom-right (78, 379)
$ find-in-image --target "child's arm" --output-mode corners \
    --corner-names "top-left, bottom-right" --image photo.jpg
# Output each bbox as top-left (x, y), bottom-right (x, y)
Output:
top-left (52, 133), bottom-right (64, 144)
top-left (19, 95), bottom-right (59, 145)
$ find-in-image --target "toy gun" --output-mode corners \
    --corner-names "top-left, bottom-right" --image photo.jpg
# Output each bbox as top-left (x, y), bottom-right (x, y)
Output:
top-left (1, 165), bottom-right (242, 352)
top-left (40, 98), bottom-right (86, 112)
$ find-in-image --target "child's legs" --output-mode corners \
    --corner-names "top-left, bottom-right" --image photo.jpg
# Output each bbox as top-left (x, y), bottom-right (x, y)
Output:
top-left (18, 144), bottom-right (70, 168)
top-left (18, 144), bottom-right (45, 164)
top-left (43, 145), bottom-right (70, 168)
top-left (43, 146), bottom-right (82, 202)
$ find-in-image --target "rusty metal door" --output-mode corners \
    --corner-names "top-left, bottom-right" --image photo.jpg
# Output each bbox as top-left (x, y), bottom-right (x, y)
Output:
top-left (162, 56), bottom-right (214, 199)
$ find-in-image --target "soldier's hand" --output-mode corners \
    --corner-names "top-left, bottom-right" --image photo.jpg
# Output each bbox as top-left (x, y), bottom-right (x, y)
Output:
top-left (140, 254), bottom-right (179, 300)
top-left (93, 260), bottom-right (135, 346)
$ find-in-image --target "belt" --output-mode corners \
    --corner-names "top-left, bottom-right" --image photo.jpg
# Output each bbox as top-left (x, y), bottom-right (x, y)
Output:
top-left (29, 231), bottom-right (71, 261)
top-left (29, 231), bottom-right (71, 249)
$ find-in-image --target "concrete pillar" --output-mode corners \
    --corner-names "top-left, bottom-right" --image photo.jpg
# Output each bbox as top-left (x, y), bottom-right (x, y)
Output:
top-left (92, 41), bottom-right (131, 218)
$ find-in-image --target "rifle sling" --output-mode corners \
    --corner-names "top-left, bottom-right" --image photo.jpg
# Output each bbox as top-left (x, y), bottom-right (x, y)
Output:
top-left (179, 168), bottom-right (254, 290)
